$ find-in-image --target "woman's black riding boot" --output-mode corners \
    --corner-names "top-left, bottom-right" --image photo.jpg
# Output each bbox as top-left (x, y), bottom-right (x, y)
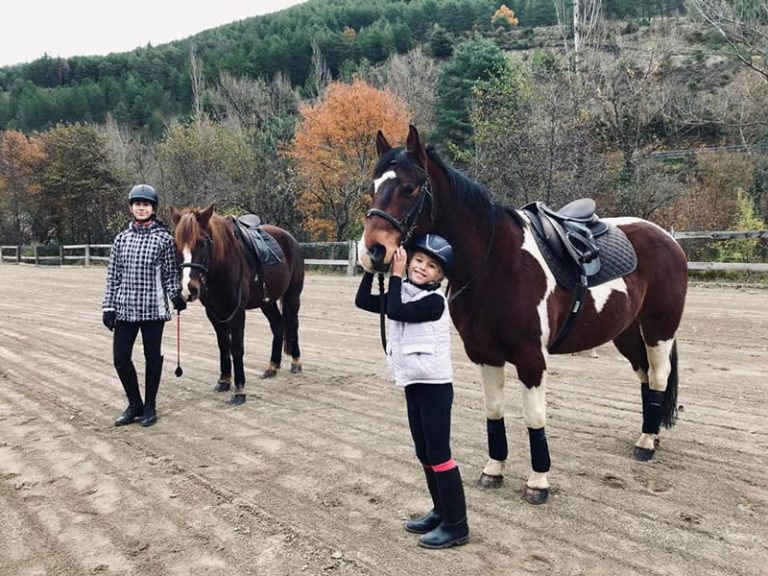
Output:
top-left (140, 355), bottom-right (163, 427)
top-left (114, 360), bottom-right (143, 426)
top-left (405, 466), bottom-right (442, 534)
top-left (418, 467), bottom-right (470, 549)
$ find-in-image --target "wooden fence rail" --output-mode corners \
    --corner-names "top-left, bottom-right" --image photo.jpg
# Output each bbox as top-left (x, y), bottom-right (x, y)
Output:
top-left (3, 231), bottom-right (767, 273)
top-left (1, 240), bottom-right (361, 275)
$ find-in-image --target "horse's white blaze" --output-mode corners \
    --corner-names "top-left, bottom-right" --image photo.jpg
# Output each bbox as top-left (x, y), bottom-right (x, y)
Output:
top-left (527, 470), bottom-right (549, 490)
top-left (180, 245), bottom-right (193, 298)
top-left (373, 170), bottom-right (396, 195)
top-left (589, 278), bottom-right (628, 314)
top-left (647, 337), bottom-right (675, 391)
top-left (480, 364), bottom-right (505, 420)
top-left (521, 377), bottom-right (547, 429)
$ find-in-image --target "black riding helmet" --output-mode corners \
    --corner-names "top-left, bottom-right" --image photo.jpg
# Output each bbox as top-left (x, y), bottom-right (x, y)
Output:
top-left (128, 184), bottom-right (158, 207)
top-left (411, 234), bottom-right (453, 274)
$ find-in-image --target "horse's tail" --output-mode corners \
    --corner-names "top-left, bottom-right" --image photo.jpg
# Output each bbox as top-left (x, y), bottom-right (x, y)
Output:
top-left (661, 339), bottom-right (679, 428)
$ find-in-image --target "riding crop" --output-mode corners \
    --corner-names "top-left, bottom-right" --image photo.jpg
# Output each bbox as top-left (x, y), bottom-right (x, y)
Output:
top-left (174, 312), bottom-right (183, 377)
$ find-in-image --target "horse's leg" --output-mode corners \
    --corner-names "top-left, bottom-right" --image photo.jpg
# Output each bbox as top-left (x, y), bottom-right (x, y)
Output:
top-left (260, 302), bottom-right (284, 378)
top-left (210, 319), bottom-right (232, 393)
top-left (282, 286), bottom-right (302, 373)
top-left (478, 364), bottom-right (507, 489)
top-left (613, 323), bottom-right (662, 459)
top-left (637, 335), bottom-right (678, 461)
top-left (518, 352), bottom-right (549, 505)
top-left (229, 310), bottom-right (247, 405)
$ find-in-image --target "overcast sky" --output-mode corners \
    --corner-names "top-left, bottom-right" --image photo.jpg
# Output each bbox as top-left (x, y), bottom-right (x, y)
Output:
top-left (1, 1), bottom-right (307, 67)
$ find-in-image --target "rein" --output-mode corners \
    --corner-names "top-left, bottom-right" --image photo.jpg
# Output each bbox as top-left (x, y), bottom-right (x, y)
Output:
top-left (377, 273), bottom-right (387, 352)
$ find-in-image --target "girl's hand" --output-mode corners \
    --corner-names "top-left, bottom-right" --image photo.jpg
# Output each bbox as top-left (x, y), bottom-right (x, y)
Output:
top-left (391, 246), bottom-right (407, 278)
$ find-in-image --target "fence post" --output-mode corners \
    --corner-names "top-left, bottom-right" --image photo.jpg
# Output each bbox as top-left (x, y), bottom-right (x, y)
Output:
top-left (59, 245), bottom-right (64, 266)
top-left (85, 244), bottom-right (91, 267)
top-left (16, 245), bottom-right (21, 264)
top-left (347, 240), bottom-right (357, 276)
top-left (34, 245), bottom-right (39, 266)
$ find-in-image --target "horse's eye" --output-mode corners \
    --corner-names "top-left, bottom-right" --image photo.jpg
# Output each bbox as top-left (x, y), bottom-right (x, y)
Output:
top-left (402, 184), bottom-right (417, 195)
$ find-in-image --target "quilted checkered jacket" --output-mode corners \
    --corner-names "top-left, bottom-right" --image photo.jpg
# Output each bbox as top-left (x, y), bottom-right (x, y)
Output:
top-left (102, 220), bottom-right (181, 322)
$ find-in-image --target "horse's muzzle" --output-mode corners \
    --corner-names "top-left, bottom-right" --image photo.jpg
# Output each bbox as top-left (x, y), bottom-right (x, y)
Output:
top-left (367, 244), bottom-right (390, 273)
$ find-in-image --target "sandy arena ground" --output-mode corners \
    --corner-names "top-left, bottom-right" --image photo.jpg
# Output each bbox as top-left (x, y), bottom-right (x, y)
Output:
top-left (0, 265), bottom-right (766, 576)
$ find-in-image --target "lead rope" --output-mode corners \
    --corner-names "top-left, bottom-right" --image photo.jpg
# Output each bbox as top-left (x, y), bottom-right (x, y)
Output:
top-left (377, 273), bottom-right (387, 353)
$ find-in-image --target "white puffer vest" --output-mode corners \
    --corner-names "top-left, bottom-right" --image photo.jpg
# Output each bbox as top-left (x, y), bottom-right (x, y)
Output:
top-left (386, 282), bottom-right (453, 387)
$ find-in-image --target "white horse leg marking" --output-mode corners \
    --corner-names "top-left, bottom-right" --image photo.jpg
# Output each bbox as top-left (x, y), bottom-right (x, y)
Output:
top-left (481, 364), bottom-right (506, 478)
top-left (522, 376), bottom-right (549, 490)
top-left (180, 245), bottom-right (193, 299)
top-left (636, 337), bottom-right (674, 451)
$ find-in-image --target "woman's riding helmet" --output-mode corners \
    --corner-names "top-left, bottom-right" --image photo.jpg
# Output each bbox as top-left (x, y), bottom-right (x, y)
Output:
top-left (128, 184), bottom-right (158, 206)
top-left (411, 234), bottom-right (453, 274)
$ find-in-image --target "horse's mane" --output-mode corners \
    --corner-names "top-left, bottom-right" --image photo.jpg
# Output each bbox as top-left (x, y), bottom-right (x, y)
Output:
top-left (175, 209), bottom-right (237, 265)
top-left (426, 146), bottom-right (495, 216)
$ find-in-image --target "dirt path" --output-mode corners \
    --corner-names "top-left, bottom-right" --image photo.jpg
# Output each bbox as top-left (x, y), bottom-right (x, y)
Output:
top-left (0, 265), bottom-right (766, 576)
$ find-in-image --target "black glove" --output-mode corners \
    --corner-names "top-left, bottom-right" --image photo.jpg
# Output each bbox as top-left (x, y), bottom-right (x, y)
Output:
top-left (103, 310), bottom-right (116, 331)
top-left (171, 294), bottom-right (187, 312)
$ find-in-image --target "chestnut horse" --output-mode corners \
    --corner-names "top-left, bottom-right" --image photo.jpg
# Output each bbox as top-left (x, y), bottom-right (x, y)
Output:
top-left (360, 126), bottom-right (687, 504)
top-left (172, 205), bottom-right (304, 404)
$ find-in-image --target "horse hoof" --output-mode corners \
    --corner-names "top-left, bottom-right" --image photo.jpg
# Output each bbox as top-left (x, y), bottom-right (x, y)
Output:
top-left (633, 446), bottom-right (655, 461)
top-left (477, 473), bottom-right (503, 489)
top-left (214, 381), bottom-right (231, 392)
top-left (229, 394), bottom-right (246, 405)
top-left (261, 369), bottom-right (278, 379)
top-left (523, 486), bottom-right (549, 505)
top-left (290, 363), bottom-right (302, 374)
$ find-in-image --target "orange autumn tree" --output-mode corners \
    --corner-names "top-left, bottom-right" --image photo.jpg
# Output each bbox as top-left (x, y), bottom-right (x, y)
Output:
top-left (292, 79), bottom-right (410, 241)
top-left (492, 4), bottom-right (519, 27)
top-left (0, 131), bottom-right (44, 245)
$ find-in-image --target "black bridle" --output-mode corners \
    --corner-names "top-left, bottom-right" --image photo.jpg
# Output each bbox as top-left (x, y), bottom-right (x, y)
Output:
top-left (177, 234), bottom-right (242, 324)
top-left (365, 166), bottom-right (432, 246)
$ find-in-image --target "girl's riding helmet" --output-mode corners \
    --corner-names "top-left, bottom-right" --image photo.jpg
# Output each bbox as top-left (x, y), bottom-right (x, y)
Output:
top-left (411, 234), bottom-right (453, 274)
top-left (128, 184), bottom-right (158, 206)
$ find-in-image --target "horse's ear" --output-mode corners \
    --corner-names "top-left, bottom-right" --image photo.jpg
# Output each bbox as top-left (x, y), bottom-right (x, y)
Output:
top-left (375, 130), bottom-right (391, 158)
top-left (170, 206), bottom-right (182, 225)
top-left (199, 203), bottom-right (215, 226)
top-left (406, 124), bottom-right (427, 167)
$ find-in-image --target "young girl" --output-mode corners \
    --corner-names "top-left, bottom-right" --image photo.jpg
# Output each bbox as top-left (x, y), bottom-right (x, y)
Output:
top-left (355, 234), bottom-right (469, 549)
top-left (102, 184), bottom-right (186, 427)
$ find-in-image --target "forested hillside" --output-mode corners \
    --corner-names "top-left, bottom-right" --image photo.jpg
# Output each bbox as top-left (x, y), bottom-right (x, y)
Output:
top-left (0, 0), bottom-right (765, 267)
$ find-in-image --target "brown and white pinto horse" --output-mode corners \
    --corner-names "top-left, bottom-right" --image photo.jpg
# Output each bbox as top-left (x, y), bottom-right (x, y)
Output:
top-left (360, 126), bottom-right (688, 504)
top-left (172, 204), bottom-right (304, 404)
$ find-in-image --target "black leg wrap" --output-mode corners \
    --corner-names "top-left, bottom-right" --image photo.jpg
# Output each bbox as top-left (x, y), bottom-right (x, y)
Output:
top-left (487, 418), bottom-right (508, 461)
top-left (642, 386), bottom-right (664, 435)
top-left (528, 427), bottom-right (551, 473)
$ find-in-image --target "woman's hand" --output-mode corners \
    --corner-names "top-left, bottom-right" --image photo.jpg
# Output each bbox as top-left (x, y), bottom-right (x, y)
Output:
top-left (391, 246), bottom-right (407, 278)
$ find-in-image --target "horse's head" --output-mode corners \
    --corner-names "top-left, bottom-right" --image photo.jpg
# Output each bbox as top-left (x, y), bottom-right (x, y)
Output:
top-left (171, 204), bottom-right (216, 302)
top-left (360, 124), bottom-right (436, 273)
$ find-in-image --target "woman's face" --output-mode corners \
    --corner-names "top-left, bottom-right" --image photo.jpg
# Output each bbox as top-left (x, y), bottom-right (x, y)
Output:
top-left (407, 250), bottom-right (444, 285)
top-left (130, 200), bottom-right (155, 221)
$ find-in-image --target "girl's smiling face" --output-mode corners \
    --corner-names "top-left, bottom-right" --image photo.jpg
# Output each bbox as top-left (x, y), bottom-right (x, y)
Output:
top-left (130, 200), bottom-right (155, 221)
top-left (407, 250), bottom-right (445, 285)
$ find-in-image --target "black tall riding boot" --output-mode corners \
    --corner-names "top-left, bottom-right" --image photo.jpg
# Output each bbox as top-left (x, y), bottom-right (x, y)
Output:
top-left (418, 466), bottom-right (470, 549)
top-left (405, 466), bottom-right (442, 534)
top-left (114, 359), bottom-right (143, 426)
top-left (140, 355), bottom-right (163, 427)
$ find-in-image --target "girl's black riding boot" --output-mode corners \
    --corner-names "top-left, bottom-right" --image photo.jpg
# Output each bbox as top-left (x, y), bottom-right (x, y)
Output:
top-left (418, 467), bottom-right (470, 549)
top-left (405, 467), bottom-right (442, 534)
top-left (140, 355), bottom-right (163, 427)
top-left (114, 360), bottom-right (143, 426)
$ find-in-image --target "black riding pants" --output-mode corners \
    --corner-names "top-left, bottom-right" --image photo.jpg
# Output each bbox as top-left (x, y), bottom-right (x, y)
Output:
top-left (404, 383), bottom-right (453, 466)
top-left (113, 320), bottom-right (165, 367)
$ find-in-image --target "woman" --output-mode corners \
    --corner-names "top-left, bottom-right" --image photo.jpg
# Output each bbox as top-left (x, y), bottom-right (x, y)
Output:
top-left (102, 184), bottom-right (186, 427)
